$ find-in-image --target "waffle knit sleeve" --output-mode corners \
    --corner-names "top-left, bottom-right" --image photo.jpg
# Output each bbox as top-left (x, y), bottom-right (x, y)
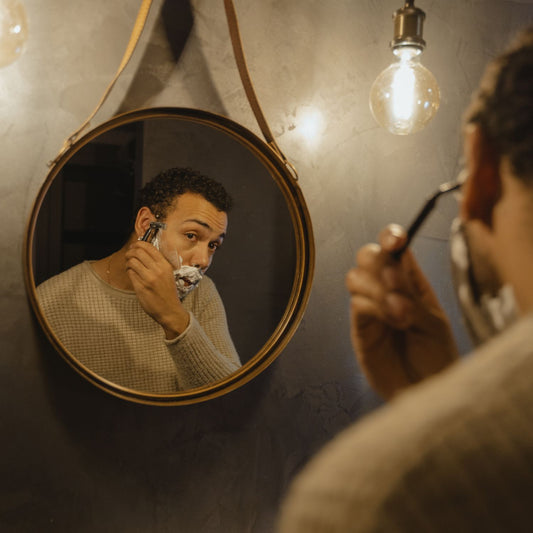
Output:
top-left (165, 275), bottom-right (241, 389)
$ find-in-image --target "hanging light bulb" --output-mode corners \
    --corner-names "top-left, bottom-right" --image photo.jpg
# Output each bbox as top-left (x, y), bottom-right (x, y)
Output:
top-left (0, 0), bottom-right (28, 68)
top-left (369, 0), bottom-right (440, 135)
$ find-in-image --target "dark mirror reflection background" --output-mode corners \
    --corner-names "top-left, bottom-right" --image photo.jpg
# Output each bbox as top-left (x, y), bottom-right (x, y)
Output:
top-left (28, 108), bottom-right (309, 403)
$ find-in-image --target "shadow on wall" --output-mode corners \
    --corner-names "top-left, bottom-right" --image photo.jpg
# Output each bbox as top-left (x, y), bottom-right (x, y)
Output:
top-left (35, 308), bottom-right (270, 469)
top-left (117, 0), bottom-right (228, 116)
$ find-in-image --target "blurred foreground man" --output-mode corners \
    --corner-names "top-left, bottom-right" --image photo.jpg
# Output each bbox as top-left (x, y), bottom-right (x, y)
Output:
top-left (279, 26), bottom-right (533, 532)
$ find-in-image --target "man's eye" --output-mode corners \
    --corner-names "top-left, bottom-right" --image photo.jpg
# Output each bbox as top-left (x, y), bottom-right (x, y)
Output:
top-left (209, 242), bottom-right (220, 251)
top-left (185, 233), bottom-right (196, 240)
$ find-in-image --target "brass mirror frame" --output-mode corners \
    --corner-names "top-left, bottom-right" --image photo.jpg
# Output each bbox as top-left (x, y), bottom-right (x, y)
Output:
top-left (23, 107), bottom-right (315, 406)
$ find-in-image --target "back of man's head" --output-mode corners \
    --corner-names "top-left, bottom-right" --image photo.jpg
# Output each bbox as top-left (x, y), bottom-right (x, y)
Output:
top-left (465, 26), bottom-right (533, 184)
top-left (137, 167), bottom-right (233, 220)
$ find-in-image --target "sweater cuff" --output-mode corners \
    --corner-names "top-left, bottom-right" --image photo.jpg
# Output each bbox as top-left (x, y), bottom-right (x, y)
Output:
top-left (163, 311), bottom-right (193, 345)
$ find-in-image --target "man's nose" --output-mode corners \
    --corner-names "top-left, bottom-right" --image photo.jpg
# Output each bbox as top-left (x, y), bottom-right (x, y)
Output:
top-left (191, 246), bottom-right (210, 270)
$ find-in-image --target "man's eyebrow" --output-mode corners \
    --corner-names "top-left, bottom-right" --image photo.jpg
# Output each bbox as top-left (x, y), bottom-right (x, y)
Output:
top-left (184, 219), bottom-right (226, 239)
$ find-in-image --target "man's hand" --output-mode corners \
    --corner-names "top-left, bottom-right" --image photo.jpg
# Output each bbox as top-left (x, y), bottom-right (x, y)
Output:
top-left (125, 241), bottom-right (189, 339)
top-left (345, 224), bottom-right (459, 400)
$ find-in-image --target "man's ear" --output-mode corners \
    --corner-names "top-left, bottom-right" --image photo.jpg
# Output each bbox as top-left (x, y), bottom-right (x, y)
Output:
top-left (461, 124), bottom-right (502, 228)
top-left (134, 207), bottom-right (157, 239)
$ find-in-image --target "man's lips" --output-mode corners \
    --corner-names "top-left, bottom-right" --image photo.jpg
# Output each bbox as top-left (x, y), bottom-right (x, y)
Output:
top-left (179, 276), bottom-right (200, 287)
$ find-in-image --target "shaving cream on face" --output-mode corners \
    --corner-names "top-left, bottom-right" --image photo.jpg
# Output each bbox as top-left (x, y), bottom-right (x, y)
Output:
top-left (151, 232), bottom-right (162, 251)
top-left (173, 263), bottom-right (203, 299)
top-left (450, 218), bottom-right (518, 345)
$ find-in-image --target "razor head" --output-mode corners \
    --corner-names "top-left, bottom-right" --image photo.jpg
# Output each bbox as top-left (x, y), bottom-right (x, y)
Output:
top-left (141, 221), bottom-right (167, 243)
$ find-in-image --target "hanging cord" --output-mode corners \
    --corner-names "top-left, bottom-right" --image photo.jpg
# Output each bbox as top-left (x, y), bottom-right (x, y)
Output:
top-left (223, 0), bottom-right (298, 179)
top-left (49, 0), bottom-right (154, 167)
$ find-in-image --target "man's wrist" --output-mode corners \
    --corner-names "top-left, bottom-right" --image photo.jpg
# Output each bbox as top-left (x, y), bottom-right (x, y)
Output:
top-left (161, 310), bottom-right (190, 340)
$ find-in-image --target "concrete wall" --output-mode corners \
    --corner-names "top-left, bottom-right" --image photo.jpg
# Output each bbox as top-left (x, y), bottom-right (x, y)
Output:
top-left (2, 0), bottom-right (532, 531)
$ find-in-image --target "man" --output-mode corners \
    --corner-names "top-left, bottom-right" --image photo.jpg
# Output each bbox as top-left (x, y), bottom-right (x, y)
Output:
top-left (37, 167), bottom-right (241, 393)
top-left (279, 27), bottom-right (533, 532)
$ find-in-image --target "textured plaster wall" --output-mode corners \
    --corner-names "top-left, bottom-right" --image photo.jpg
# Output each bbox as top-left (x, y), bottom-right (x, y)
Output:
top-left (1, 1), bottom-right (532, 531)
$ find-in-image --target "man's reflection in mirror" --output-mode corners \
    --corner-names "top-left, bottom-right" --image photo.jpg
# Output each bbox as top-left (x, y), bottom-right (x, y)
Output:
top-left (37, 167), bottom-right (242, 392)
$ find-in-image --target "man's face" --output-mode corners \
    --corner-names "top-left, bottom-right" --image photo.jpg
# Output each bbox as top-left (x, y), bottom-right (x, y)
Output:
top-left (157, 192), bottom-right (228, 274)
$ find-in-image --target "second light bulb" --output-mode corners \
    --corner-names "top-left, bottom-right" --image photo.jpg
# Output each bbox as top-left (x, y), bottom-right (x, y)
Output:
top-left (369, 45), bottom-right (440, 135)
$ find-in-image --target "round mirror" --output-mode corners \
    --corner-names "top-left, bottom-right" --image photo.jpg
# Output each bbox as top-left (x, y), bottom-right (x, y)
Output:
top-left (24, 107), bottom-right (314, 405)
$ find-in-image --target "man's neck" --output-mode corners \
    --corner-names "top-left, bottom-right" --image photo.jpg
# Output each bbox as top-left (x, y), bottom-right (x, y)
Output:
top-left (92, 238), bottom-right (135, 291)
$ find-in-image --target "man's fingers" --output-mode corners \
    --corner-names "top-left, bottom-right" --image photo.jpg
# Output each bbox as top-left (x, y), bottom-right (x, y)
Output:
top-left (356, 243), bottom-right (387, 277)
top-left (126, 244), bottom-right (154, 268)
top-left (383, 293), bottom-right (416, 329)
top-left (378, 224), bottom-right (407, 253)
top-left (346, 268), bottom-right (387, 304)
top-left (348, 277), bottom-right (416, 329)
top-left (349, 293), bottom-right (386, 322)
top-left (399, 248), bottom-right (443, 310)
top-left (126, 253), bottom-right (170, 290)
top-left (126, 241), bottom-right (172, 274)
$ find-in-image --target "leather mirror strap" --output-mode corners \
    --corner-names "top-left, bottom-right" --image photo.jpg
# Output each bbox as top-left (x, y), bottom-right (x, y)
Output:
top-left (49, 0), bottom-right (154, 167)
top-left (223, 0), bottom-right (298, 179)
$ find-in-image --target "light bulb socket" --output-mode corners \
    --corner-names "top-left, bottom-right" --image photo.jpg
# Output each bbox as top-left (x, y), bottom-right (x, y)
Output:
top-left (390, 1), bottom-right (426, 51)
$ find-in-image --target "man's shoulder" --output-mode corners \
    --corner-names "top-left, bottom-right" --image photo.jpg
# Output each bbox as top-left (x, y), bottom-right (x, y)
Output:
top-left (182, 275), bottom-right (224, 317)
top-left (36, 262), bottom-right (92, 299)
top-left (281, 316), bottom-right (533, 532)
top-left (190, 274), bottom-right (218, 300)
top-left (36, 261), bottom-right (93, 309)
top-left (199, 274), bottom-right (215, 289)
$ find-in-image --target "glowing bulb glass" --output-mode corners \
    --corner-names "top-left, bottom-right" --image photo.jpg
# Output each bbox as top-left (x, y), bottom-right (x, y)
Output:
top-left (0, 0), bottom-right (28, 68)
top-left (370, 47), bottom-right (440, 135)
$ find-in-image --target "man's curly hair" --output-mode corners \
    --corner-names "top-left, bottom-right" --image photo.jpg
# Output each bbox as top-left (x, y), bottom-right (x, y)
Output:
top-left (465, 26), bottom-right (533, 183)
top-left (137, 167), bottom-right (233, 219)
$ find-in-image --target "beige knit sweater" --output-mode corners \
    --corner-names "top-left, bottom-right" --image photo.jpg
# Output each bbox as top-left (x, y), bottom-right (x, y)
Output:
top-left (37, 261), bottom-right (241, 393)
top-left (278, 313), bottom-right (533, 533)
